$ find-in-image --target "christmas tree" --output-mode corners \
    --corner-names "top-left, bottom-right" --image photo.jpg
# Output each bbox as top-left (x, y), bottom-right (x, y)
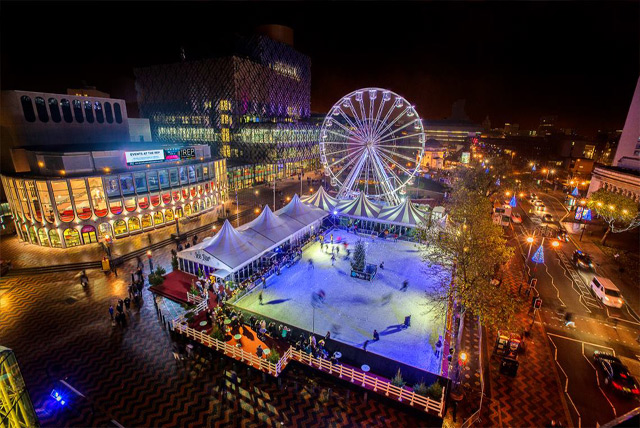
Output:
top-left (351, 240), bottom-right (366, 272)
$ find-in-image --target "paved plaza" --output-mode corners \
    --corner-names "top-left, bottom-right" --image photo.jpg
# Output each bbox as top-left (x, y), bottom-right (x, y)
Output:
top-left (235, 229), bottom-right (447, 374)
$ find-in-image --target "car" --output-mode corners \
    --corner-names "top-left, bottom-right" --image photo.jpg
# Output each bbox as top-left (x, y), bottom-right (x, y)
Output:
top-left (530, 193), bottom-right (538, 200)
top-left (542, 213), bottom-right (553, 222)
top-left (593, 351), bottom-right (640, 396)
top-left (511, 213), bottom-right (522, 223)
top-left (590, 276), bottom-right (624, 308)
top-left (572, 250), bottom-right (594, 270)
top-left (556, 230), bottom-right (569, 242)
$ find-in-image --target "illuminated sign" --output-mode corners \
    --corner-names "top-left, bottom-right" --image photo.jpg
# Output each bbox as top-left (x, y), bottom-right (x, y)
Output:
top-left (461, 152), bottom-right (470, 164)
top-left (125, 150), bottom-right (165, 166)
top-left (164, 147), bottom-right (196, 161)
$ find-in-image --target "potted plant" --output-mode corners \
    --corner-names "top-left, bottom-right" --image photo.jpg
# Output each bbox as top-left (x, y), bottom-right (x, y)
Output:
top-left (413, 380), bottom-right (429, 397)
top-left (426, 382), bottom-right (443, 400)
top-left (267, 350), bottom-right (281, 364)
top-left (391, 368), bottom-right (406, 388)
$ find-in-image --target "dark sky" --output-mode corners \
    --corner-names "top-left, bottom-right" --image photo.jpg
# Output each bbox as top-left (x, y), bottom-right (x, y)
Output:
top-left (2, 1), bottom-right (638, 137)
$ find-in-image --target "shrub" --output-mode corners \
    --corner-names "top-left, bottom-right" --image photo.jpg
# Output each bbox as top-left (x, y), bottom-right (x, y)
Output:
top-left (391, 368), bottom-right (405, 388)
top-left (210, 328), bottom-right (225, 341)
top-left (171, 256), bottom-right (179, 271)
top-left (426, 382), bottom-right (443, 400)
top-left (184, 311), bottom-right (195, 320)
top-left (148, 266), bottom-right (167, 286)
top-left (413, 381), bottom-right (429, 397)
top-left (189, 285), bottom-right (200, 296)
top-left (267, 350), bottom-right (281, 364)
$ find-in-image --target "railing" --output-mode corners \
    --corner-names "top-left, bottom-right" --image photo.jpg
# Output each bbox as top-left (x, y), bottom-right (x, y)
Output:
top-left (287, 347), bottom-right (446, 417)
top-left (187, 292), bottom-right (203, 304)
top-left (171, 319), bottom-right (286, 377)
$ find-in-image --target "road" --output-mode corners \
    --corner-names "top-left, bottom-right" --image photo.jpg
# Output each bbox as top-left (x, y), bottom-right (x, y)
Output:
top-left (510, 191), bottom-right (640, 427)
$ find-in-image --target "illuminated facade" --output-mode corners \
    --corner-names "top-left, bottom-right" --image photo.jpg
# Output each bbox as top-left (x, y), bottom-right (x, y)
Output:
top-left (1, 151), bottom-right (227, 248)
top-left (134, 34), bottom-right (319, 188)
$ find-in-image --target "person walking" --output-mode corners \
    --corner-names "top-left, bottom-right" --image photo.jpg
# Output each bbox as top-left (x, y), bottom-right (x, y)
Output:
top-left (258, 291), bottom-right (263, 305)
top-left (308, 259), bottom-right (314, 270)
top-left (379, 261), bottom-right (385, 270)
top-left (124, 297), bottom-right (131, 310)
top-left (435, 337), bottom-right (443, 357)
top-left (331, 253), bottom-right (336, 266)
top-left (80, 270), bottom-right (89, 287)
top-left (564, 312), bottom-right (575, 328)
top-left (256, 345), bottom-right (263, 358)
top-left (400, 280), bottom-right (409, 292)
top-left (109, 305), bottom-right (114, 320)
top-left (193, 235), bottom-right (198, 246)
top-left (403, 315), bottom-right (411, 328)
top-left (373, 329), bottom-right (380, 341)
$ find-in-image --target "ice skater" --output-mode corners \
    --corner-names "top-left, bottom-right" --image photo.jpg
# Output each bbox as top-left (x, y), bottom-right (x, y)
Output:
top-left (381, 292), bottom-right (392, 305)
top-left (331, 253), bottom-right (336, 266)
top-left (308, 259), bottom-right (314, 270)
top-left (400, 280), bottom-right (409, 292)
top-left (379, 261), bottom-right (385, 270)
top-left (403, 315), bottom-right (411, 328)
top-left (435, 337), bottom-right (443, 357)
top-left (258, 291), bottom-right (263, 305)
top-left (373, 329), bottom-right (380, 341)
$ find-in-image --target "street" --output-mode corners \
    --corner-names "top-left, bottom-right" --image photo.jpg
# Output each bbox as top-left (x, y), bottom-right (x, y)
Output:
top-left (511, 191), bottom-right (640, 427)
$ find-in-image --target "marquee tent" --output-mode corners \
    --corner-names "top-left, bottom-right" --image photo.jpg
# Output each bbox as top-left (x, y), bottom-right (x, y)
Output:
top-left (276, 194), bottom-right (328, 226)
top-left (377, 197), bottom-right (429, 227)
top-left (238, 205), bottom-right (303, 248)
top-left (301, 186), bottom-right (339, 212)
top-left (335, 192), bottom-right (382, 220)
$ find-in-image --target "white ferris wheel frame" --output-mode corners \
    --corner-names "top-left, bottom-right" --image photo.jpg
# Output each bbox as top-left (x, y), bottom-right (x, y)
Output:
top-left (319, 87), bottom-right (425, 205)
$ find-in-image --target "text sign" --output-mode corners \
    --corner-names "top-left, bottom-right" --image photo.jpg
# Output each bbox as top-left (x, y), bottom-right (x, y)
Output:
top-left (125, 150), bottom-right (165, 166)
top-left (193, 251), bottom-right (212, 263)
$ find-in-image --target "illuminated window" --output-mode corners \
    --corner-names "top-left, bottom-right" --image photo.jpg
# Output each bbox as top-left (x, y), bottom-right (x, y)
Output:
top-left (134, 172), bottom-right (147, 193)
top-left (138, 196), bottom-right (149, 210)
top-left (150, 194), bottom-right (160, 207)
top-left (162, 192), bottom-right (171, 204)
top-left (70, 179), bottom-right (91, 220)
top-left (51, 180), bottom-right (73, 222)
top-left (87, 178), bottom-right (107, 217)
top-left (60, 99), bottom-right (73, 123)
top-left (114, 219), bottom-right (127, 236)
top-left (26, 181), bottom-right (42, 222)
top-left (128, 216), bottom-right (141, 232)
top-left (84, 100), bottom-right (94, 123)
top-left (172, 190), bottom-right (180, 202)
top-left (124, 197), bottom-right (136, 212)
top-left (21, 96), bottom-right (36, 122)
top-left (73, 100), bottom-right (84, 123)
top-left (49, 98), bottom-right (61, 123)
top-left (141, 213), bottom-right (153, 229)
top-left (37, 181), bottom-right (54, 223)
top-left (158, 170), bottom-right (170, 189)
top-left (49, 229), bottom-right (62, 248)
top-left (63, 228), bottom-right (82, 247)
top-left (183, 203), bottom-right (192, 216)
top-left (28, 226), bottom-right (38, 244)
top-left (109, 199), bottom-right (123, 215)
top-left (153, 211), bottom-right (164, 225)
top-left (98, 223), bottom-right (112, 238)
top-left (169, 168), bottom-right (179, 186)
top-left (94, 102), bottom-right (104, 123)
top-left (174, 206), bottom-right (183, 218)
top-left (120, 174), bottom-right (134, 195)
top-left (164, 208), bottom-right (174, 221)
top-left (38, 227), bottom-right (50, 247)
top-left (182, 187), bottom-right (189, 200)
top-left (147, 171), bottom-right (159, 191)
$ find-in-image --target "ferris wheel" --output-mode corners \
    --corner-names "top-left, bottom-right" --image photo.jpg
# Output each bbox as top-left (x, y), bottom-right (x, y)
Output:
top-left (319, 88), bottom-right (425, 205)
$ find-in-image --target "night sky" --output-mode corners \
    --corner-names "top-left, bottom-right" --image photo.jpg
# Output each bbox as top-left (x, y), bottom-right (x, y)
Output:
top-left (2, 1), bottom-right (638, 137)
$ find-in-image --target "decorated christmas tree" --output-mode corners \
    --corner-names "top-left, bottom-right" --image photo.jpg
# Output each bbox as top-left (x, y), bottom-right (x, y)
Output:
top-left (351, 240), bottom-right (366, 272)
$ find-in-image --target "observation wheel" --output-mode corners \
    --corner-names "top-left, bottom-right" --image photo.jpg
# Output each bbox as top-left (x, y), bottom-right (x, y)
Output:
top-left (319, 88), bottom-right (425, 205)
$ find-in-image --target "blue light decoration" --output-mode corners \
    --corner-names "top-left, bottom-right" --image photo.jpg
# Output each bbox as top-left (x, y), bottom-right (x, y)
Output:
top-left (532, 165), bottom-right (536, 171)
top-left (495, 178), bottom-right (501, 186)
top-left (575, 206), bottom-right (583, 220)
top-left (582, 208), bottom-right (592, 221)
top-left (50, 389), bottom-right (66, 406)
top-left (531, 244), bottom-right (545, 264)
top-left (509, 195), bottom-right (517, 207)
top-left (572, 187), bottom-right (579, 197)
top-left (485, 168), bottom-right (490, 174)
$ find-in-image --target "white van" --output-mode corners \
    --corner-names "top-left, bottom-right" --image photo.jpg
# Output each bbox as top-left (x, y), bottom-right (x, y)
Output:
top-left (590, 276), bottom-right (624, 308)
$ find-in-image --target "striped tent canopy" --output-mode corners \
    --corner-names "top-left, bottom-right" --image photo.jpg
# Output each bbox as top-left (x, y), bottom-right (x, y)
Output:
top-left (377, 197), bottom-right (429, 227)
top-left (238, 205), bottom-right (301, 248)
top-left (301, 186), bottom-right (339, 212)
top-left (276, 194), bottom-right (328, 226)
top-left (335, 192), bottom-right (382, 220)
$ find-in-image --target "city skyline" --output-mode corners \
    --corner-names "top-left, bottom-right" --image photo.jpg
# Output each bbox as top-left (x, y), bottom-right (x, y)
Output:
top-left (1, 1), bottom-right (638, 137)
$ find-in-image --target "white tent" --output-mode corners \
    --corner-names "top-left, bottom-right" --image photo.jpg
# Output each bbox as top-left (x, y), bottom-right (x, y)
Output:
top-left (335, 192), bottom-right (382, 220)
top-left (238, 205), bottom-right (302, 248)
top-left (178, 219), bottom-right (264, 275)
top-left (301, 186), bottom-right (339, 212)
top-left (377, 197), bottom-right (429, 227)
top-left (276, 194), bottom-right (328, 226)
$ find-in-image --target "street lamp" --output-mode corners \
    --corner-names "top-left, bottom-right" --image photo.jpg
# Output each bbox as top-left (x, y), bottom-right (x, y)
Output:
top-left (147, 250), bottom-right (154, 272)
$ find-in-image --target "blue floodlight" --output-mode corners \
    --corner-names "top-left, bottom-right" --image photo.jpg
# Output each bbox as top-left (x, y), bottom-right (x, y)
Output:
top-left (582, 209), bottom-right (592, 221)
top-left (509, 195), bottom-right (517, 207)
top-left (333, 210), bottom-right (337, 215)
top-left (50, 390), bottom-right (66, 406)
top-left (572, 187), bottom-right (579, 197)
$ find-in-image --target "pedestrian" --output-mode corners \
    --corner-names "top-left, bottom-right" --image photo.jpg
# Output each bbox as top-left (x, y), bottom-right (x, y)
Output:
top-left (564, 312), bottom-right (575, 328)
top-left (331, 254), bottom-right (336, 266)
top-left (330, 233), bottom-right (334, 244)
top-left (400, 280), bottom-right (409, 292)
top-left (435, 337), bottom-right (443, 357)
top-left (308, 259), bottom-right (314, 270)
top-left (258, 291), bottom-right (263, 305)
top-left (379, 261), bottom-right (385, 269)
top-left (124, 297), bottom-right (131, 310)
top-left (193, 235), bottom-right (198, 246)
top-left (256, 345), bottom-right (263, 358)
top-left (109, 305), bottom-right (114, 320)
top-left (80, 270), bottom-right (89, 287)
top-left (325, 331), bottom-right (331, 341)
top-left (403, 315), bottom-right (411, 328)
top-left (128, 283), bottom-right (134, 299)
top-left (373, 329), bottom-right (380, 341)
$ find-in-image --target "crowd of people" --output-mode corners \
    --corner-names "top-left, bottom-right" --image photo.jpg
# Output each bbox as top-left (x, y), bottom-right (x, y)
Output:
top-left (107, 260), bottom-right (146, 328)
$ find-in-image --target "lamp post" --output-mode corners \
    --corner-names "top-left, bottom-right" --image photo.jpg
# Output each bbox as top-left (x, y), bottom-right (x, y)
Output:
top-left (147, 250), bottom-right (154, 272)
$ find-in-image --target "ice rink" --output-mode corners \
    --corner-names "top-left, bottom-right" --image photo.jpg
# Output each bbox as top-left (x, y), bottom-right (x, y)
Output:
top-left (234, 229), bottom-right (447, 374)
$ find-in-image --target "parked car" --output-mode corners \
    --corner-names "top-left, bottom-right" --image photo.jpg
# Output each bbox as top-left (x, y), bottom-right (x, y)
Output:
top-left (590, 276), bottom-right (624, 308)
top-left (593, 351), bottom-right (640, 396)
top-left (572, 250), bottom-right (594, 270)
top-left (511, 213), bottom-right (522, 224)
top-left (542, 213), bottom-right (554, 222)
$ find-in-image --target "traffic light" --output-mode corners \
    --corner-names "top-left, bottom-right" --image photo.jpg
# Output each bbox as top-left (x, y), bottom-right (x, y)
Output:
top-left (534, 297), bottom-right (542, 309)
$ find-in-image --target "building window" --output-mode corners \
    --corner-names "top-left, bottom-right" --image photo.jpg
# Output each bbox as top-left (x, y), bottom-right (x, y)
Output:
top-left (49, 229), bottom-right (62, 248)
top-left (63, 228), bottom-right (82, 247)
top-left (114, 103), bottom-right (123, 123)
top-left (188, 166), bottom-right (196, 182)
top-left (183, 203), bottom-right (192, 216)
top-left (147, 171), bottom-right (159, 191)
top-left (141, 213), bottom-right (153, 229)
top-left (36, 181), bottom-right (54, 223)
top-left (28, 226), bottom-right (38, 244)
top-left (38, 227), bottom-right (50, 247)
top-left (179, 167), bottom-right (188, 183)
top-left (51, 180), bottom-right (74, 222)
top-left (109, 199), bottom-right (123, 215)
top-left (70, 179), bottom-right (91, 220)
top-left (73, 100), bottom-right (84, 123)
top-left (133, 172), bottom-right (147, 193)
top-left (84, 100), bottom-right (94, 123)
top-left (124, 197), bottom-right (136, 212)
top-left (104, 102), bottom-right (114, 123)
top-left (153, 211), bottom-right (164, 225)
top-left (174, 206), bottom-right (183, 218)
top-left (88, 177), bottom-right (107, 217)
top-left (114, 219), bottom-right (127, 236)
top-left (161, 192), bottom-right (171, 204)
top-left (48, 98), bottom-right (61, 123)
top-left (169, 168), bottom-right (179, 186)
top-left (60, 99), bottom-right (73, 123)
top-left (150, 193), bottom-right (160, 207)
top-left (103, 176), bottom-right (120, 197)
top-left (164, 208), bottom-right (174, 222)
top-left (128, 216), bottom-right (141, 232)
top-left (20, 95), bottom-right (36, 122)
top-left (138, 196), bottom-right (149, 210)
top-left (34, 97), bottom-right (49, 122)
top-left (181, 187), bottom-right (189, 200)
top-left (172, 190), bottom-right (180, 202)
top-left (119, 174), bottom-right (134, 195)
top-left (24, 181), bottom-right (42, 223)
top-left (94, 101), bottom-right (104, 123)
top-left (190, 186), bottom-right (196, 197)
top-left (192, 201), bottom-right (200, 213)
top-left (158, 170), bottom-right (170, 189)
top-left (98, 223), bottom-right (112, 239)
top-left (81, 225), bottom-right (98, 244)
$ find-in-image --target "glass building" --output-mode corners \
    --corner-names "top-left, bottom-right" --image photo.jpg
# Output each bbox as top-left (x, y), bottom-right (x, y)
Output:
top-left (1, 146), bottom-right (227, 249)
top-left (0, 346), bottom-right (39, 428)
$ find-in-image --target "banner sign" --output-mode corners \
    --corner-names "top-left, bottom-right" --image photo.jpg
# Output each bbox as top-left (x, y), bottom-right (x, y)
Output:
top-left (125, 150), bottom-right (165, 166)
